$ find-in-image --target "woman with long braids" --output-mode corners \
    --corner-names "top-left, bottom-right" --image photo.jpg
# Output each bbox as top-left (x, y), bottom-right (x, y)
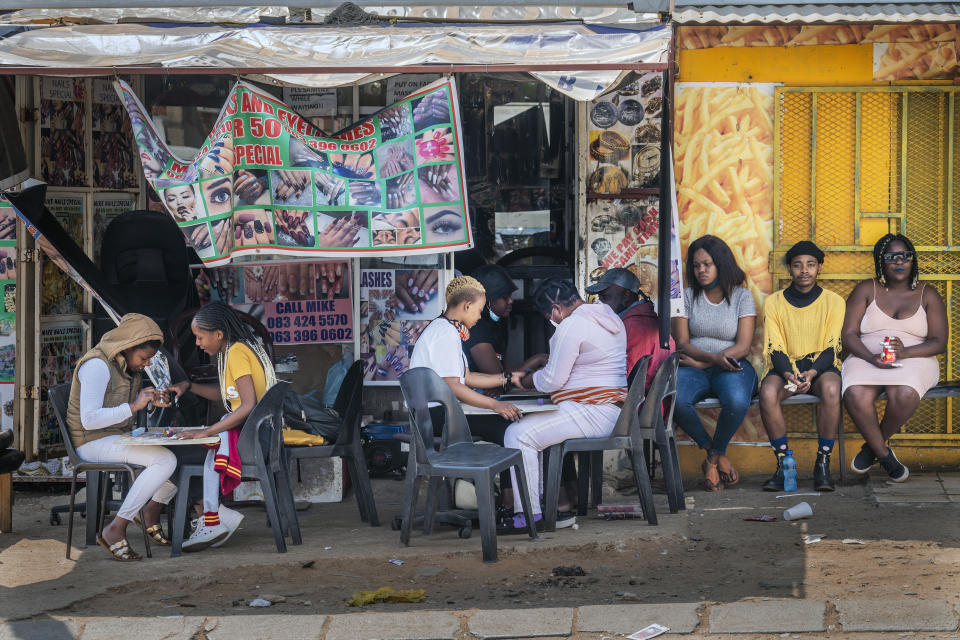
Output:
top-left (165, 302), bottom-right (277, 550)
top-left (841, 234), bottom-right (946, 482)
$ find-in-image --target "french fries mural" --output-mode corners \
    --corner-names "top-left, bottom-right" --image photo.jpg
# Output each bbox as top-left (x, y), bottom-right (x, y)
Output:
top-left (674, 83), bottom-right (776, 441)
top-left (679, 24), bottom-right (960, 81)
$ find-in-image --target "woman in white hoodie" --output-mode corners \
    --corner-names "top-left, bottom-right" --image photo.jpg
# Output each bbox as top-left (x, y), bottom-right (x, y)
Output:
top-left (504, 279), bottom-right (628, 533)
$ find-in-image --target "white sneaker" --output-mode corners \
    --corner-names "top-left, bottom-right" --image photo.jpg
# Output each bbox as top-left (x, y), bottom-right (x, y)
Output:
top-left (555, 512), bottom-right (577, 529)
top-left (182, 518), bottom-right (229, 552)
top-left (211, 505), bottom-right (244, 548)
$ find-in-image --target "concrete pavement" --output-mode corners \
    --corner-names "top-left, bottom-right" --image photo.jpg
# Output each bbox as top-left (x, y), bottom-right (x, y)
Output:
top-left (2, 599), bottom-right (957, 639)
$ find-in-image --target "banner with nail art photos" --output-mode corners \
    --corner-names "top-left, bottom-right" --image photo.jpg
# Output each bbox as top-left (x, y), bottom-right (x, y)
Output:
top-left (588, 72), bottom-right (663, 194)
top-left (39, 78), bottom-right (87, 188)
top-left (201, 260), bottom-right (353, 345)
top-left (360, 268), bottom-right (440, 384)
top-left (92, 79), bottom-right (138, 190)
top-left (115, 76), bottom-right (472, 266)
top-left (41, 193), bottom-right (85, 316)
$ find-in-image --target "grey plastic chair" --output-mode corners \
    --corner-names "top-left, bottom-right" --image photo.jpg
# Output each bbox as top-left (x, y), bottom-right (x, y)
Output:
top-left (284, 360), bottom-right (379, 526)
top-left (542, 356), bottom-right (657, 531)
top-left (636, 351), bottom-right (684, 513)
top-left (170, 381), bottom-right (300, 556)
top-left (48, 383), bottom-right (153, 560)
top-left (398, 367), bottom-right (538, 564)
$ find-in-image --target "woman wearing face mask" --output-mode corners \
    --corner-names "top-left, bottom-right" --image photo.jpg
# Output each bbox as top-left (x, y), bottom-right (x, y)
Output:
top-left (503, 279), bottom-right (628, 533)
top-left (66, 313), bottom-right (177, 561)
top-left (672, 235), bottom-right (758, 492)
top-left (461, 266), bottom-right (572, 517)
top-left (463, 265), bottom-right (547, 391)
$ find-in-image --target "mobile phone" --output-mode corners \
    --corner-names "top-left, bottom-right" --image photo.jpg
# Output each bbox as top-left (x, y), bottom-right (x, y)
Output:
top-left (725, 356), bottom-right (741, 369)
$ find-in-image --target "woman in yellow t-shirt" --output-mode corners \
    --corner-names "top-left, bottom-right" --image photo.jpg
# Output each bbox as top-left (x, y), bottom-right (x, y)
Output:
top-left (167, 302), bottom-right (277, 551)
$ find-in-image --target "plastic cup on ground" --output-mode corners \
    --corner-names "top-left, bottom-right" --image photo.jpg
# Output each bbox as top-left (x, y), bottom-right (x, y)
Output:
top-left (783, 501), bottom-right (813, 521)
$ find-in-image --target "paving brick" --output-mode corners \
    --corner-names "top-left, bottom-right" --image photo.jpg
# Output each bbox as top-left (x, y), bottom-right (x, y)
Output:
top-left (874, 494), bottom-right (950, 503)
top-left (469, 607), bottom-right (573, 639)
top-left (576, 603), bottom-right (700, 635)
top-left (709, 600), bottom-right (825, 633)
top-left (79, 617), bottom-right (204, 640)
top-left (838, 600), bottom-right (959, 632)
top-left (207, 615), bottom-right (325, 640)
top-left (0, 619), bottom-right (80, 640)
top-left (326, 611), bottom-right (459, 640)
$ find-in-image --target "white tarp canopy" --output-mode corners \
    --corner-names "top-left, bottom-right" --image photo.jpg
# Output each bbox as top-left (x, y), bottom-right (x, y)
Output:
top-left (0, 21), bottom-right (670, 100)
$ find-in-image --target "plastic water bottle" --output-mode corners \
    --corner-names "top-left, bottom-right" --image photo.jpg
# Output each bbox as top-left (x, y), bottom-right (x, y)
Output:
top-left (782, 450), bottom-right (798, 492)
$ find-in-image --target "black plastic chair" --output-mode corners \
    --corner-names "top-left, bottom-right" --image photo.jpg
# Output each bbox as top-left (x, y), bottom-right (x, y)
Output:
top-left (284, 360), bottom-right (379, 526)
top-left (637, 352), bottom-right (685, 513)
top-left (542, 357), bottom-right (657, 531)
top-left (169, 381), bottom-right (300, 556)
top-left (48, 383), bottom-right (152, 560)
top-left (398, 367), bottom-right (538, 563)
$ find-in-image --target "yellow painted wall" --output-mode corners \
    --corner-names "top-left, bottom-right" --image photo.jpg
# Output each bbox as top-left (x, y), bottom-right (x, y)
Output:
top-left (679, 44), bottom-right (881, 86)
top-left (675, 40), bottom-right (960, 466)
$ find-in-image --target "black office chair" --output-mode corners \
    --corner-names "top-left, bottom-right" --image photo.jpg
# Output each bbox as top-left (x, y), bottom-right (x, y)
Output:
top-left (398, 367), bottom-right (538, 563)
top-left (94, 210), bottom-right (195, 344)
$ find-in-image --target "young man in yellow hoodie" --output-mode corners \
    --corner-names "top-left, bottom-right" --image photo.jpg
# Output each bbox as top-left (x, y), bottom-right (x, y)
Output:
top-left (759, 241), bottom-right (845, 492)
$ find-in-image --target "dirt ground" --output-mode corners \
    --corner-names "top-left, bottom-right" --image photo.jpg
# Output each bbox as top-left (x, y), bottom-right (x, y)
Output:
top-left (4, 472), bottom-right (958, 623)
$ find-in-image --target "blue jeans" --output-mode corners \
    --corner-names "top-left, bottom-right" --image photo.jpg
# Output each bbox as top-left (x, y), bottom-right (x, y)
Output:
top-left (674, 359), bottom-right (757, 455)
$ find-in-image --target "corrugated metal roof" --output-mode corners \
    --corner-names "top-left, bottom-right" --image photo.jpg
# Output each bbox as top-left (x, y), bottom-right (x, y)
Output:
top-left (672, 3), bottom-right (960, 23)
top-left (630, 1), bottom-right (960, 23)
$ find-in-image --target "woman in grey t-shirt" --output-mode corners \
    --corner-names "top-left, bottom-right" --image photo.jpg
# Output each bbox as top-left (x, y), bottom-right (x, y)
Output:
top-left (672, 235), bottom-right (758, 492)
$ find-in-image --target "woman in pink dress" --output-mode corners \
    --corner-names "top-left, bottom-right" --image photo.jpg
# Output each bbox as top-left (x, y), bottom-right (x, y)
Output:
top-left (841, 234), bottom-right (947, 482)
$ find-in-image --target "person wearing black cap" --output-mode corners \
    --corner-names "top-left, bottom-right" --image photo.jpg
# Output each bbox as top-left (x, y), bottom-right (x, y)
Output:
top-left (587, 267), bottom-right (674, 391)
top-left (759, 241), bottom-right (845, 491)
top-left (463, 264), bottom-right (547, 386)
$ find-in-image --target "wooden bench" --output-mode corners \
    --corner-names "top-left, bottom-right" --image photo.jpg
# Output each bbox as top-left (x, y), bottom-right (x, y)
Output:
top-left (693, 383), bottom-right (960, 485)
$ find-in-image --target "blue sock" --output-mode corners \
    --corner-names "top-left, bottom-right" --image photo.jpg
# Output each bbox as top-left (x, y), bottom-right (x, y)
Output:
top-left (770, 436), bottom-right (788, 455)
top-left (818, 438), bottom-right (835, 454)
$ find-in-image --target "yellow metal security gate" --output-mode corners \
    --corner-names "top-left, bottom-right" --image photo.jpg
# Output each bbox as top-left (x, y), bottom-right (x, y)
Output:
top-left (774, 86), bottom-right (960, 440)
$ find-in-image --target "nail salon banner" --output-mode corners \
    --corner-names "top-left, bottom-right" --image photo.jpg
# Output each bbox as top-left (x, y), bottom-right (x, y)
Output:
top-left (115, 77), bottom-right (473, 266)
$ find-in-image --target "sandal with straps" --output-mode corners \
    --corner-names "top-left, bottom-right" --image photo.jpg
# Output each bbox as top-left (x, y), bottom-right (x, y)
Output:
top-left (717, 455), bottom-right (739, 486)
top-left (701, 459), bottom-right (723, 492)
top-left (96, 534), bottom-right (143, 562)
top-left (134, 516), bottom-right (170, 546)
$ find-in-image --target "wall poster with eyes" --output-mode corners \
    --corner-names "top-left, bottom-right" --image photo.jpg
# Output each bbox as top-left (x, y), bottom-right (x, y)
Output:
top-left (359, 268), bottom-right (439, 384)
top-left (116, 77), bottom-right (473, 266)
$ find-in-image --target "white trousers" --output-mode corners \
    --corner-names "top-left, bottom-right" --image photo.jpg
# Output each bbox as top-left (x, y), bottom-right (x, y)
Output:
top-left (77, 435), bottom-right (177, 521)
top-left (202, 437), bottom-right (231, 513)
top-left (504, 402), bottom-right (620, 516)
